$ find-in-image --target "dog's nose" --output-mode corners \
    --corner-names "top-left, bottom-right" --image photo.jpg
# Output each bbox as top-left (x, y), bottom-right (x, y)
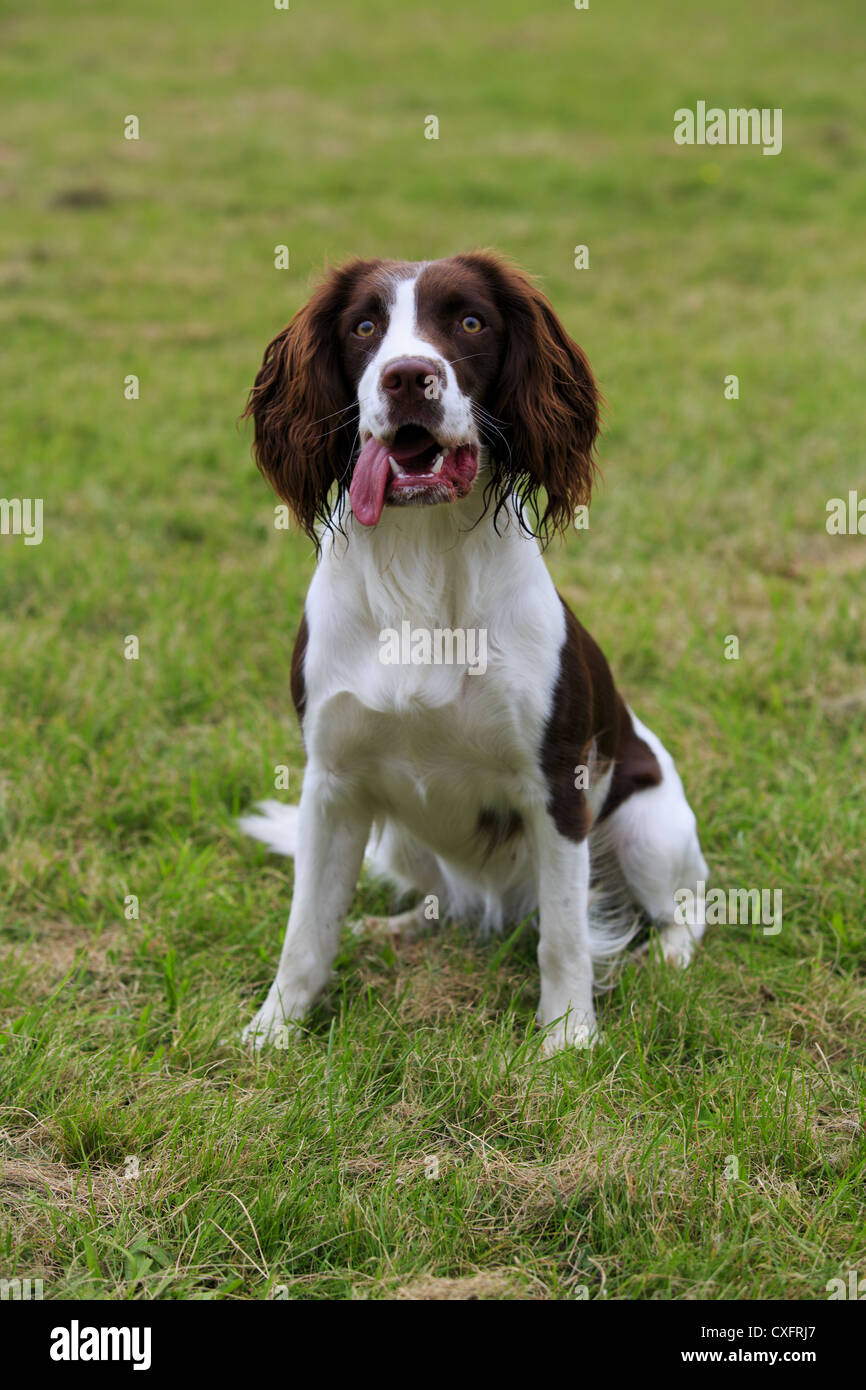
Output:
top-left (381, 357), bottom-right (443, 403)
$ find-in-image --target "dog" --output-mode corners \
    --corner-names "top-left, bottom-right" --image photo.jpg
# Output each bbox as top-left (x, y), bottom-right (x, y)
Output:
top-left (239, 252), bottom-right (708, 1053)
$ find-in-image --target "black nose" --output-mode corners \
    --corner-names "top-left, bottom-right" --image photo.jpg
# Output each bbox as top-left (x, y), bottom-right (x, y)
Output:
top-left (381, 357), bottom-right (443, 403)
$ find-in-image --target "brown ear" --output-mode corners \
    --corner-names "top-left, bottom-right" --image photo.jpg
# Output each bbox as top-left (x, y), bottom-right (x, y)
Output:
top-left (242, 267), bottom-right (363, 538)
top-left (466, 253), bottom-right (600, 540)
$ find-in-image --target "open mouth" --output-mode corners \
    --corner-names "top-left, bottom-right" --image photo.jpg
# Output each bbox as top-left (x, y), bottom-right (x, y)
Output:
top-left (349, 425), bottom-right (479, 527)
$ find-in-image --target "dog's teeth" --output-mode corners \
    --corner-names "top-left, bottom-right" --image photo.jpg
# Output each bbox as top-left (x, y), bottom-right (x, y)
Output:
top-left (388, 456), bottom-right (400, 476)
top-left (431, 454), bottom-right (444, 474)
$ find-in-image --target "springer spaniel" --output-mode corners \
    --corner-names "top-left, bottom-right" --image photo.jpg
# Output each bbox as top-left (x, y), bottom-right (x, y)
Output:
top-left (239, 252), bottom-right (708, 1053)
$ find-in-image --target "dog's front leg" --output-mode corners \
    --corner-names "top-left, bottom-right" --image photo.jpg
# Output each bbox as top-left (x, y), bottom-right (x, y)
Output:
top-left (528, 813), bottom-right (597, 1054)
top-left (242, 776), bottom-right (370, 1047)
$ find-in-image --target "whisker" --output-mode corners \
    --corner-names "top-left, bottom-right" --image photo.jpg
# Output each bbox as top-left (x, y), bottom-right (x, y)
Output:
top-left (305, 402), bottom-right (359, 428)
top-left (306, 390), bottom-right (376, 429)
top-left (337, 425), bottom-right (362, 486)
top-left (314, 407), bottom-right (360, 443)
top-left (473, 402), bottom-right (509, 428)
top-left (472, 404), bottom-right (513, 464)
top-left (447, 353), bottom-right (494, 367)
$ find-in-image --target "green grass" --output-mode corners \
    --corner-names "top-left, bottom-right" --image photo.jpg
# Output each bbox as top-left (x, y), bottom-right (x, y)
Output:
top-left (1, 0), bottom-right (864, 1300)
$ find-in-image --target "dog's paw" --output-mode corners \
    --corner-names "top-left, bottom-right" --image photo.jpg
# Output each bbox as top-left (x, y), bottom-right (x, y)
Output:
top-left (541, 1013), bottom-right (600, 1057)
top-left (634, 922), bottom-right (699, 970)
top-left (241, 1016), bottom-right (297, 1050)
top-left (241, 990), bottom-right (303, 1050)
top-left (352, 903), bottom-right (430, 943)
top-left (654, 922), bottom-right (698, 969)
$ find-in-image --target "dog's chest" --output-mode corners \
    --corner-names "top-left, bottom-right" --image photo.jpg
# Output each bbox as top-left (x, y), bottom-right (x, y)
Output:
top-left (303, 526), bottom-right (567, 848)
top-left (306, 631), bottom-right (549, 855)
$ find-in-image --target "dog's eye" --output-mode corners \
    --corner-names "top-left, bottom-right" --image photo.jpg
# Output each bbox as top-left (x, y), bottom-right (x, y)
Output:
top-left (354, 319), bottom-right (377, 338)
top-left (459, 315), bottom-right (484, 334)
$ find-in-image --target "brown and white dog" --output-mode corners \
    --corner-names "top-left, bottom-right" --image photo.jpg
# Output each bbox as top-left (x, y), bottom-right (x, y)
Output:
top-left (239, 252), bottom-right (708, 1052)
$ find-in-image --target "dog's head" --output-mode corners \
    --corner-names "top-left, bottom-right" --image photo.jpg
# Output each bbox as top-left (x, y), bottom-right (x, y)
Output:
top-left (243, 252), bottom-right (599, 541)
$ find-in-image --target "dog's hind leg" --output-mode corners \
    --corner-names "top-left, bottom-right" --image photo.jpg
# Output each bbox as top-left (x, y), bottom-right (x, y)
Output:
top-left (602, 712), bottom-right (709, 966)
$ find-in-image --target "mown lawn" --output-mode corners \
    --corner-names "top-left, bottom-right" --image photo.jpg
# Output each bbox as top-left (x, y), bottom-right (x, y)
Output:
top-left (1, 0), bottom-right (864, 1299)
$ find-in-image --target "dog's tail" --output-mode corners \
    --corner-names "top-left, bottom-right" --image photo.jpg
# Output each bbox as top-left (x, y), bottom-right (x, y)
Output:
top-left (237, 801), bottom-right (300, 857)
top-left (585, 817), bottom-right (648, 976)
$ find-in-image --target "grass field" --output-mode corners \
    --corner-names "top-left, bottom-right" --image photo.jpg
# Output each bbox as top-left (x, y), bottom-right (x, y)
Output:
top-left (1, 0), bottom-right (864, 1300)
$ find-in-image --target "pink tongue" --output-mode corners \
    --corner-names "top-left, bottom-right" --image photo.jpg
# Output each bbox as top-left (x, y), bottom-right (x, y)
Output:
top-left (349, 438), bottom-right (392, 526)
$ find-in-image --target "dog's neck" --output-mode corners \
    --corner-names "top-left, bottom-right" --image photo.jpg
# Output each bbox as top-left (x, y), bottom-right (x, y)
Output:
top-left (321, 461), bottom-right (545, 632)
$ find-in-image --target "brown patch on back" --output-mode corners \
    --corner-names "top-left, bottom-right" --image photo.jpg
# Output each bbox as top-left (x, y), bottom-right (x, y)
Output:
top-left (540, 597), bottom-right (620, 841)
top-left (290, 610), bottom-right (308, 724)
top-left (598, 717), bottom-right (662, 821)
top-left (540, 595), bottom-right (661, 839)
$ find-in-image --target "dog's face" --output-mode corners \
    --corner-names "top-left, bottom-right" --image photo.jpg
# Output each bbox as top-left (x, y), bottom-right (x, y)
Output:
top-left (345, 260), bottom-right (500, 525)
top-left (244, 252), bottom-right (599, 540)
